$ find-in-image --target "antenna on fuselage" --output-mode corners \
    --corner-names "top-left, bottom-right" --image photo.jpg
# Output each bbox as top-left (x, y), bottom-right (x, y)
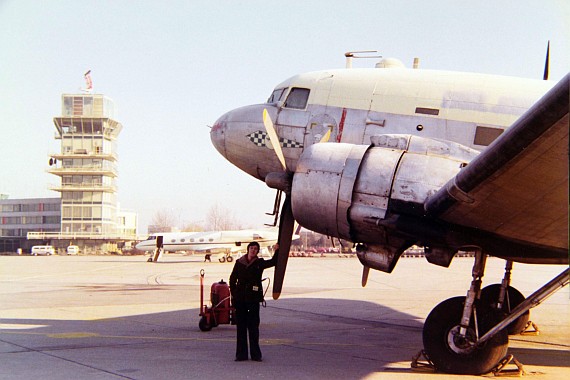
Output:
top-left (413, 58), bottom-right (420, 69)
top-left (543, 40), bottom-right (550, 80)
top-left (345, 51), bottom-right (382, 68)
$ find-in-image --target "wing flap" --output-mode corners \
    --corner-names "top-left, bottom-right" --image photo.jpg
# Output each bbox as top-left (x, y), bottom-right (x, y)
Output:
top-left (425, 74), bottom-right (569, 250)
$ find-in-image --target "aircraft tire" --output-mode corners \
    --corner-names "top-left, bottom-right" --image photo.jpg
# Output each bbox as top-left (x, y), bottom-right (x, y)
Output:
top-left (218, 256), bottom-right (226, 263)
top-left (199, 316), bottom-right (212, 332)
top-left (423, 296), bottom-right (508, 375)
top-left (480, 284), bottom-right (529, 335)
top-left (227, 256), bottom-right (233, 263)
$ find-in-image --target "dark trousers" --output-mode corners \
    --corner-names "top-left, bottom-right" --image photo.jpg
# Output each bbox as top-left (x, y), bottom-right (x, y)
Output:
top-left (234, 301), bottom-right (261, 360)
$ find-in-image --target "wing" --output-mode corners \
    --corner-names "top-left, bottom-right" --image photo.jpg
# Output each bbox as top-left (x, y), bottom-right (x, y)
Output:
top-left (425, 73), bottom-right (569, 263)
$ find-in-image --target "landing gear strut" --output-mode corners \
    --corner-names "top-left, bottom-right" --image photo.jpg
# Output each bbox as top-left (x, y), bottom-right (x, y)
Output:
top-left (480, 261), bottom-right (529, 335)
top-left (423, 250), bottom-right (508, 375)
top-left (422, 248), bottom-right (570, 375)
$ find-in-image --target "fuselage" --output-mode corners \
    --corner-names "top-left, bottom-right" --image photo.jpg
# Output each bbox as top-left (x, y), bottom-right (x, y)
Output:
top-left (136, 229), bottom-right (280, 253)
top-left (211, 60), bottom-right (554, 182)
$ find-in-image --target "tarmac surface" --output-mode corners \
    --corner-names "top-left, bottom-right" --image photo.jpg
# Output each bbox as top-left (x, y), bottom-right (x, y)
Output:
top-left (0, 253), bottom-right (568, 380)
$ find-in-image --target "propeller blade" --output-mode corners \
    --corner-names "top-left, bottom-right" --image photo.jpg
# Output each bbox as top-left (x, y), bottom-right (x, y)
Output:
top-left (362, 266), bottom-right (370, 287)
top-left (543, 40), bottom-right (550, 80)
top-left (273, 194), bottom-right (295, 300)
top-left (319, 129), bottom-right (331, 143)
top-left (263, 109), bottom-right (287, 171)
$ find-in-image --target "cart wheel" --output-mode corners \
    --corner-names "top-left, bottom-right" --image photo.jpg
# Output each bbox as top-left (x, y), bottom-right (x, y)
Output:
top-left (199, 316), bottom-right (212, 332)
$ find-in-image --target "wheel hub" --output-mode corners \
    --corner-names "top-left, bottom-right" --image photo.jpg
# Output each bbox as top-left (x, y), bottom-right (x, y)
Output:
top-left (448, 326), bottom-right (476, 354)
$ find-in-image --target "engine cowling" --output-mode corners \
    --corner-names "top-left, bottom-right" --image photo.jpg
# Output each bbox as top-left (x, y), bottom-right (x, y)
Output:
top-left (291, 134), bottom-right (480, 272)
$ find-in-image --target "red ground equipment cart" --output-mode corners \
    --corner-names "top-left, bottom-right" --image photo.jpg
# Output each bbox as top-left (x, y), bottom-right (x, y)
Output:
top-left (199, 269), bottom-right (235, 331)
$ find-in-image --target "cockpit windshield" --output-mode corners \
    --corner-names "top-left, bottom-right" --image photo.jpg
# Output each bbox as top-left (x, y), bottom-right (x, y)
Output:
top-left (146, 236), bottom-right (157, 240)
top-left (283, 87), bottom-right (310, 109)
top-left (267, 87), bottom-right (288, 103)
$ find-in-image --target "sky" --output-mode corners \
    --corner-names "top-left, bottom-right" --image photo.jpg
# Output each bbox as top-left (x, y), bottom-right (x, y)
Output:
top-left (0, 0), bottom-right (568, 233)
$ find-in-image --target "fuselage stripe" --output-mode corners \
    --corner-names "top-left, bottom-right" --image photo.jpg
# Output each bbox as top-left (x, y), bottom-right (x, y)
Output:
top-left (336, 107), bottom-right (347, 143)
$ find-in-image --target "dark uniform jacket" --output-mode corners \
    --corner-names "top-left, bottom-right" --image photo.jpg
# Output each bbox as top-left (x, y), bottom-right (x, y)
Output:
top-left (229, 251), bottom-right (278, 303)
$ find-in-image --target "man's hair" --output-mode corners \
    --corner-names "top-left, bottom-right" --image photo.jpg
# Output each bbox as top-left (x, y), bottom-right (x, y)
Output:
top-left (247, 241), bottom-right (260, 250)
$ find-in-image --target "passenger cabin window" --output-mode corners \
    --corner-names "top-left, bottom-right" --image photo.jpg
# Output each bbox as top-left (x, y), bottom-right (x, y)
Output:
top-left (284, 87), bottom-right (310, 109)
top-left (474, 126), bottom-right (504, 146)
top-left (267, 87), bottom-right (288, 103)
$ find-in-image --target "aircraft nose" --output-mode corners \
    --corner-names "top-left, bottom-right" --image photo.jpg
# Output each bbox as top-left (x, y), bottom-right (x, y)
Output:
top-left (211, 112), bottom-right (229, 159)
top-left (211, 104), bottom-right (282, 180)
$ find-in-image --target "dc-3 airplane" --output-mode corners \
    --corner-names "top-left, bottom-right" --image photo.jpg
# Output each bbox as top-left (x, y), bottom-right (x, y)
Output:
top-left (136, 226), bottom-right (300, 262)
top-left (210, 50), bottom-right (569, 375)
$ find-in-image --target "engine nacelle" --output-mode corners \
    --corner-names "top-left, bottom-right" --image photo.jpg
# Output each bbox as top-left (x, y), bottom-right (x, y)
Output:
top-left (291, 134), bottom-right (480, 272)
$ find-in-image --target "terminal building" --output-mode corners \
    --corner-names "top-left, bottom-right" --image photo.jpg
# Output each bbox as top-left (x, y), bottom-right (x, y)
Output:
top-left (0, 92), bottom-right (138, 254)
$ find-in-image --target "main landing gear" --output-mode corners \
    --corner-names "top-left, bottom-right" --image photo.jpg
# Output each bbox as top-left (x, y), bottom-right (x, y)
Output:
top-left (422, 249), bottom-right (569, 375)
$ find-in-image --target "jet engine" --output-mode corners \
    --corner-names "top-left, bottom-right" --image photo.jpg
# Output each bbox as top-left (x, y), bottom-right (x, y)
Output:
top-left (290, 134), bottom-right (480, 273)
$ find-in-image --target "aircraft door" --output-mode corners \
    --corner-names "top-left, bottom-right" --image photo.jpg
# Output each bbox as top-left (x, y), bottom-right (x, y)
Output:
top-left (364, 81), bottom-right (388, 144)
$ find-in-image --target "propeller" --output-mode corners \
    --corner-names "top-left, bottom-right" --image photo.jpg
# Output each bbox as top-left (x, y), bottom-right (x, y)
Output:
top-left (263, 109), bottom-right (287, 170)
top-left (362, 265), bottom-right (370, 287)
top-left (273, 194), bottom-right (294, 299)
top-left (262, 109), bottom-right (295, 300)
top-left (543, 40), bottom-right (550, 80)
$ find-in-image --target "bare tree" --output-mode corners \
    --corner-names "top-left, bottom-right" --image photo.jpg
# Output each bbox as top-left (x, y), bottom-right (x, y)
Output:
top-left (205, 204), bottom-right (242, 231)
top-left (149, 209), bottom-right (178, 232)
top-left (181, 221), bottom-right (204, 232)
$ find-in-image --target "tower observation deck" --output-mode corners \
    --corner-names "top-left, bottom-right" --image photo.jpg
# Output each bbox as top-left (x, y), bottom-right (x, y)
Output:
top-left (48, 94), bottom-right (123, 237)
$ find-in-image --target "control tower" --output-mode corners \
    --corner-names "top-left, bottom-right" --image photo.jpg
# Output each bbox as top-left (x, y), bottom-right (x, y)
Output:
top-left (48, 94), bottom-right (122, 237)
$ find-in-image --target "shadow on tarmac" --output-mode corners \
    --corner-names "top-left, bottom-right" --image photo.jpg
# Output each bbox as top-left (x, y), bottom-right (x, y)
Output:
top-left (1, 295), bottom-right (568, 380)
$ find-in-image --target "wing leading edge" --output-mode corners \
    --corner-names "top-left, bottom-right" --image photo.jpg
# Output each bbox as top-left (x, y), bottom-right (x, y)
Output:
top-left (425, 74), bottom-right (569, 263)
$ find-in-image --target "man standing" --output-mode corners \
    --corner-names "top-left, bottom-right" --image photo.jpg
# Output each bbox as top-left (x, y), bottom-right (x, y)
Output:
top-left (229, 242), bottom-right (279, 361)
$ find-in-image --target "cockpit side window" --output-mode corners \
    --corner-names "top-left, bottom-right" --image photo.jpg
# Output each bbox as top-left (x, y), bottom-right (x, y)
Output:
top-left (267, 87), bottom-right (289, 103)
top-left (284, 87), bottom-right (310, 109)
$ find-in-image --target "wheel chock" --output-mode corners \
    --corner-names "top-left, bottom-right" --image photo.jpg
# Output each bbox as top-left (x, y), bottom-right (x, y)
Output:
top-left (491, 355), bottom-right (525, 377)
top-left (411, 350), bottom-right (435, 372)
top-left (520, 321), bottom-right (539, 336)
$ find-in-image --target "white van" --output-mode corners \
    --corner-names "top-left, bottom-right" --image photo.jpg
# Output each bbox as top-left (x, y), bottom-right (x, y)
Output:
top-left (67, 245), bottom-right (80, 255)
top-left (31, 246), bottom-right (55, 255)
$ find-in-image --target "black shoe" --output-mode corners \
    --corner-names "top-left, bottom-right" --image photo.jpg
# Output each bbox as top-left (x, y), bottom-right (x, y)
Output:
top-left (251, 357), bottom-right (262, 362)
top-left (235, 357), bottom-right (248, 362)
